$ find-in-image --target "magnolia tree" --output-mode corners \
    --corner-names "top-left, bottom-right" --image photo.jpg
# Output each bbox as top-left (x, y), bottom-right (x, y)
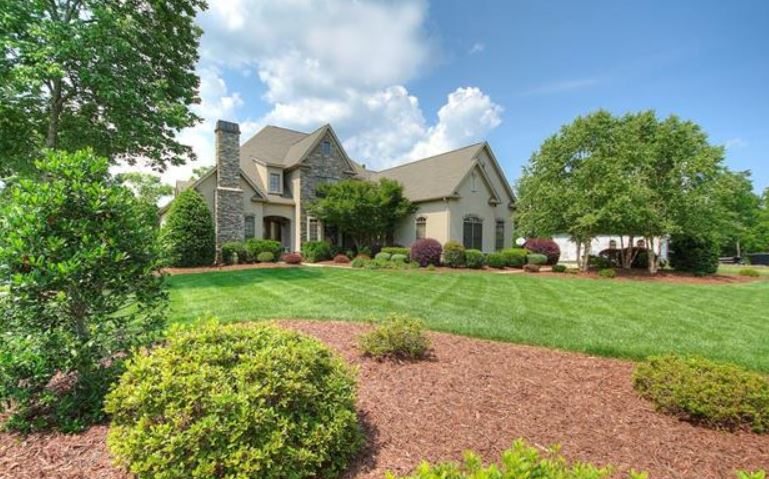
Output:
top-left (516, 110), bottom-right (733, 273)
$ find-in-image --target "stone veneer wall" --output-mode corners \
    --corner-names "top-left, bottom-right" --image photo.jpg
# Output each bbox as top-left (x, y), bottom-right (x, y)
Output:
top-left (214, 120), bottom-right (244, 262)
top-left (299, 133), bottom-right (355, 244)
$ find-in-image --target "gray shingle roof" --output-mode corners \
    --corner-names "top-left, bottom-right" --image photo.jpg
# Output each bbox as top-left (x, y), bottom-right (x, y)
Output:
top-left (240, 125), bottom-right (309, 165)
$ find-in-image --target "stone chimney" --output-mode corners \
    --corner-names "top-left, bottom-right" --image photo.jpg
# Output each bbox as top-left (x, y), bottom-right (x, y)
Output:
top-left (214, 120), bottom-right (244, 263)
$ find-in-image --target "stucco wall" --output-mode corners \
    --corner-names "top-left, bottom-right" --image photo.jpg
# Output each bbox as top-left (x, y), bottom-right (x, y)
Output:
top-left (393, 200), bottom-right (450, 246)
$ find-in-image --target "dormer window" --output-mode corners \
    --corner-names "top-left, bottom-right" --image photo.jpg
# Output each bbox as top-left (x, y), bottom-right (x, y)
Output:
top-left (269, 172), bottom-right (282, 194)
top-left (321, 141), bottom-right (331, 155)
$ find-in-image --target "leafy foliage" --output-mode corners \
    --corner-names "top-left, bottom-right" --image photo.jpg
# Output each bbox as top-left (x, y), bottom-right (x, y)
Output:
top-left (500, 248), bottom-right (528, 268)
top-left (598, 268), bottom-right (617, 279)
top-left (375, 252), bottom-right (392, 261)
top-left (411, 239), bottom-right (442, 267)
top-left (0, 0), bottom-right (206, 176)
top-left (524, 238), bottom-right (561, 265)
top-left (552, 264), bottom-right (567, 273)
top-left (391, 253), bottom-right (408, 263)
top-left (526, 253), bottom-right (548, 265)
top-left (161, 189), bottom-right (215, 267)
top-left (385, 438), bottom-right (648, 479)
top-left (256, 251), bottom-right (275, 262)
top-left (0, 149), bottom-right (167, 432)
top-left (464, 249), bottom-right (485, 269)
top-left (669, 234), bottom-right (720, 276)
top-left (105, 321), bottom-right (362, 479)
top-left (486, 252), bottom-right (507, 269)
top-left (359, 314), bottom-right (431, 360)
top-left (442, 241), bottom-right (466, 268)
top-left (308, 178), bottom-right (416, 249)
top-left (634, 355), bottom-right (769, 433)
top-left (381, 247), bottom-right (410, 259)
top-left (221, 241), bottom-right (247, 265)
top-left (281, 252), bottom-right (303, 264)
top-left (739, 268), bottom-right (760, 277)
top-left (302, 240), bottom-right (333, 263)
top-left (245, 239), bottom-right (282, 262)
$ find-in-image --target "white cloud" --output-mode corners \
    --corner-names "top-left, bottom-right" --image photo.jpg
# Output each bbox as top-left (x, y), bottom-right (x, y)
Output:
top-left (725, 137), bottom-right (748, 150)
top-left (117, 0), bottom-right (504, 184)
top-left (469, 42), bottom-right (485, 55)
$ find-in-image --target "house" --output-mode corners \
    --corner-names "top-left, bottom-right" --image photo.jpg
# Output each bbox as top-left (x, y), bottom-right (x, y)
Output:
top-left (161, 120), bottom-right (516, 260)
top-left (552, 234), bottom-right (669, 263)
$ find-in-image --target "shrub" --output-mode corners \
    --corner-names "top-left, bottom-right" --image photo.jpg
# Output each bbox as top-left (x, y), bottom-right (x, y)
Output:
top-left (669, 234), bottom-right (719, 276)
top-left (526, 253), bottom-right (548, 265)
top-left (245, 239), bottom-right (282, 262)
top-left (739, 268), bottom-right (760, 277)
top-left (589, 254), bottom-right (613, 269)
top-left (633, 354), bottom-right (769, 433)
top-left (427, 264), bottom-right (436, 271)
top-left (162, 188), bottom-right (215, 267)
top-left (301, 240), bottom-right (333, 263)
top-left (105, 322), bottom-right (363, 479)
top-left (333, 254), bottom-right (351, 263)
top-left (523, 263), bottom-right (541, 273)
top-left (442, 241), bottom-right (466, 268)
top-left (411, 238), bottom-right (442, 267)
top-left (465, 249), bottom-right (485, 269)
top-left (391, 253), bottom-right (408, 263)
top-left (598, 268), bottom-right (617, 278)
top-left (256, 251), bottom-right (275, 263)
top-left (221, 241), bottom-right (247, 265)
top-left (486, 252), bottom-right (507, 269)
top-left (351, 256), bottom-right (369, 268)
top-left (500, 248), bottom-right (528, 268)
top-left (0, 149), bottom-right (167, 432)
top-left (385, 438), bottom-right (647, 479)
top-left (375, 252), bottom-right (392, 261)
top-left (281, 252), bottom-right (303, 264)
top-left (359, 314), bottom-right (430, 360)
top-left (552, 264), bottom-right (567, 273)
top-left (524, 238), bottom-right (561, 265)
top-left (381, 246), bottom-right (409, 259)
top-left (565, 267), bottom-right (580, 274)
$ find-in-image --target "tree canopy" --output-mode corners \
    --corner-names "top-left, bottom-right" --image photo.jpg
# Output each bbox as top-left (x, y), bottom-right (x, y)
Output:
top-left (308, 178), bottom-right (416, 248)
top-left (0, 0), bottom-right (207, 177)
top-left (515, 110), bottom-right (738, 271)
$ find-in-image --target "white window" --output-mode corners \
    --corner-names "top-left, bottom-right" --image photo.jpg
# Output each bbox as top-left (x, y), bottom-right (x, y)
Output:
top-left (609, 239), bottom-right (618, 249)
top-left (269, 172), bottom-right (282, 194)
top-left (415, 217), bottom-right (426, 240)
top-left (463, 215), bottom-right (483, 250)
top-left (308, 217), bottom-right (320, 242)
top-left (321, 141), bottom-right (331, 155)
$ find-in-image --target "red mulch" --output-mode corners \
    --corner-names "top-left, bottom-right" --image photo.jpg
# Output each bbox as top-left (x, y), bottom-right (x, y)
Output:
top-left (560, 269), bottom-right (756, 285)
top-left (2, 321), bottom-right (768, 479)
top-left (162, 262), bottom-right (300, 275)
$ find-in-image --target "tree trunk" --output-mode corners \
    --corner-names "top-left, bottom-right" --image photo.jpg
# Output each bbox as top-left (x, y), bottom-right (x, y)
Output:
top-left (581, 239), bottom-right (591, 272)
top-left (736, 240), bottom-right (741, 258)
top-left (647, 237), bottom-right (658, 274)
top-left (575, 240), bottom-right (582, 270)
top-left (46, 78), bottom-right (64, 149)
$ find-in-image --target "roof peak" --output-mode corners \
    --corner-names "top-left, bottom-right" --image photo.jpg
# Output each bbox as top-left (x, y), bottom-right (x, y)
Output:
top-left (375, 142), bottom-right (485, 174)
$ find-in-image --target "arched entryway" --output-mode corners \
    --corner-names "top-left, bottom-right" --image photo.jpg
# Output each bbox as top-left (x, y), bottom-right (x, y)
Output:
top-left (263, 216), bottom-right (291, 251)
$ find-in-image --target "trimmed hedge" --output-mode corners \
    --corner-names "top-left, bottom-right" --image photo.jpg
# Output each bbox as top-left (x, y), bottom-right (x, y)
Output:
top-left (411, 239), bottom-right (442, 267)
top-left (245, 239), bottom-right (282, 262)
top-left (162, 189), bottom-right (215, 267)
top-left (221, 241), bottom-right (247, 264)
top-left (391, 253), bottom-right (408, 263)
top-left (552, 264), bottom-right (567, 273)
top-left (500, 248), bottom-right (528, 268)
top-left (486, 252), bottom-right (507, 269)
top-left (524, 238), bottom-right (561, 265)
top-left (464, 249), bottom-right (485, 269)
top-left (105, 322), bottom-right (363, 478)
top-left (375, 252), bottom-right (392, 261)
top-left (359, 314), bottom-right (430, 360)
top-left (526, 253), bottom-right (548, 265)
top-left (669, 234), bottom-right (719, 276)
top-left (302, 241), bottom-right (333, 263)
top-left (633, 354), bottom-right (769, 433)
top-left (442, 241), bottom-right (466, 268)
top-left (256, 251), bottom-right (275, 263)
top-left (598, 268), bottom-right (617, 278)
top-left (381, 247), bottom-right (409, 259)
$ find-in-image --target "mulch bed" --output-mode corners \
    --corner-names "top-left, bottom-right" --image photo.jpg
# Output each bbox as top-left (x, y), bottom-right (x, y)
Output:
top-left (2, 321), bottom-right (767, 479)
top-left (162, 262), bottom-right (300, 275)
top-left (568, 269), bottom-right (756, 285)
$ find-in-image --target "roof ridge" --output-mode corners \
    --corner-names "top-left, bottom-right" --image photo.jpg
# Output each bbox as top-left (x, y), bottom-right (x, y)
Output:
top-left (374, 142), bottom-right (485, 174)
top-left (262, 124), bottom-right (310, 136)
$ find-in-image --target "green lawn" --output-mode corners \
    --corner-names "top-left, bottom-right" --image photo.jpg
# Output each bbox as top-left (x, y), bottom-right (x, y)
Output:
top-left (167, 267), bottom-right (769, 372)
top-left (718, 263), bottom-right (769, 277)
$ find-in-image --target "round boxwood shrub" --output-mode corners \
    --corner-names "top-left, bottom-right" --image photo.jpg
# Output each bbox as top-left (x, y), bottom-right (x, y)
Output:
top-left (442, 241), bottom-right (466, 268)
top-left (390, 253), bottom-right (408, 263)
top-left (411, 238), bottom-right (442, 267)
top-left (256, 251), bottom-right (275, 262)
top-left (669, 234), bottom-right (719, 276)
top-left (162, 189), bottom-right (215, 267)
top-left (524, 238), bottom-right (561, 265)
top-left (633, 354), bottom-right (769, 433)
top-left (381, 246), bottom-right (409, 259)
top-left (375, 251), bottom-right (392, 261)
top-left (501, 248), bottom-right (528, 268)
top-left (221, 241), bottom-right (247, 265)
top-left (281, 252), bottom-right (303, 264)
top-left (465, 249), bottom-right (485, 269)
top-left (105, 322), bottom-right (363, 479)
top-left (245, 239), bottom-right (283, 262)
top-left (552, 264), bottom-right (567, 273)
top-left (333, 254), bottom-right (351, 263)
top-left (598, 267), bottom-right (617, 278)
top-left (526, 253), bottom-right (548, 265)
top-left (486, 252), bottom-right (507, 269)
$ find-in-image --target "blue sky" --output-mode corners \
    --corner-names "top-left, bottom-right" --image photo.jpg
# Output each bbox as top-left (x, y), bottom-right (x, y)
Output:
top-left (158, 0), bottom-right (769, 192)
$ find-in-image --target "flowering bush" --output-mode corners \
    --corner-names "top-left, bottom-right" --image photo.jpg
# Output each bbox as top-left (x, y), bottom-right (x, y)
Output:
top-left (410, 238), bottom-right (442, 267)
top-left (281, 252), bottom-right (303, 264)
top-left (524, 238), bottom-right (561, 265)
